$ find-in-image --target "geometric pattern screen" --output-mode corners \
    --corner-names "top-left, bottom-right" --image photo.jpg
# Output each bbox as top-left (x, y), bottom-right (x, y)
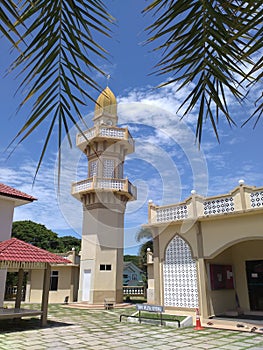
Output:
top-left (103, 159), bottom-right (115, 178)
top-left (203, 197), bottom-right (234, 215)
top-left (156, 205), bottom-right (188, 223)
top-left (163, 235), bottom-right (199, 308)
top-left (250, 191), bottom-right (263, 208)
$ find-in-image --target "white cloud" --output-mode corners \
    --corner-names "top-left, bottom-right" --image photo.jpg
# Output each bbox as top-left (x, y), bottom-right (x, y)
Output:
top-left (1, 81), bottom-right (261, 253)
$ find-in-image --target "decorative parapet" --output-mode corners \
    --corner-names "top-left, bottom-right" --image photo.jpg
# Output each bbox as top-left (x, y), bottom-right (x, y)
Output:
top-left (71, 177), bottom-right (137, 201)
top-left (202, 196), bottom-right (235, 215)
top-left (148, 184), bottom-right (263, 224)
top-left (248, 189), bottom-right (263, 209)
top-left (156, 204), bottom-right (188, 223)
top-left (76, 125), bottom-right (134, 150)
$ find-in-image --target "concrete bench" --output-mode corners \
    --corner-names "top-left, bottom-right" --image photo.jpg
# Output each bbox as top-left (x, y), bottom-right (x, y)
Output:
top-left (0, 308), bottom-right (43, 320)
top-left (104, 298), bottom-right (115, 310)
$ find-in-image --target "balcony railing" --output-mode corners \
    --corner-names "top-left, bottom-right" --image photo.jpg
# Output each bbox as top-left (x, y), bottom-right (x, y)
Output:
top-left (72, 177), bottom-right (137, 200)
top-left (76, 125), bottom-right (134, 148)
top-left (123, 286), bottom-right (145, 296)
top-left (149, 185), bottom-right (263, 224)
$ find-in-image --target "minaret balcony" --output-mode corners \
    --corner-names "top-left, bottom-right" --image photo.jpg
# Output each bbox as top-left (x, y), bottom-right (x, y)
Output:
top-left (76, 125), bottom-right (134, 153)
top-left (71, 177), bottom-right (137, 201)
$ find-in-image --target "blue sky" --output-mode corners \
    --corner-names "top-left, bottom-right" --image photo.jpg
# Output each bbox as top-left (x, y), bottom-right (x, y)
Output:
top-left (0, 1), bottom-right (262, 255)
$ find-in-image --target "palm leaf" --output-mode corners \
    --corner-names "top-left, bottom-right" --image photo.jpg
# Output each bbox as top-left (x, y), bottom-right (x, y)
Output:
top-left (3, 0), bottom-right (114, 181)
top-left (144, 0), bottom-right (263, 141)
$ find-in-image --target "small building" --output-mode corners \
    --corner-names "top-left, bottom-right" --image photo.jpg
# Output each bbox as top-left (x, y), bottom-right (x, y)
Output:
top-left (0, 238), bottom-right (70, 326)
top-left (145, 181), bottom-right (263, 323)
top-left (123, 262), bottom-right (145, 286)
top-left (25, 249), bottom-right (80, 303)
top-left (0, 183), bottom-right (36, 307)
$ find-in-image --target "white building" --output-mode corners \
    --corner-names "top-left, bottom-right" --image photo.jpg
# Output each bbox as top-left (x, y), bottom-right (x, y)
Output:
top-left (0, 183), bottom-right (36, 306)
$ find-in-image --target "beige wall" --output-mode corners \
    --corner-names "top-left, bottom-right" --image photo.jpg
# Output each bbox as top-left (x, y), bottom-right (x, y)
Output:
top-left (149, 210), bottom-right (263, 318)
top-left (28, 266), bottom-right (78, 303)
top-left (0, 198), bottom-right (15, 307)
top-left (201, 212), bottom-right (263, 258)
top-left (79, 202), bottom-right (125, 304)
top-left (206, 240), bottom-right (263, 315)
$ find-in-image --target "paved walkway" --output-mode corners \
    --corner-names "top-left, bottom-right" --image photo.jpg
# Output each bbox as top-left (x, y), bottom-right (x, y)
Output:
top-left (0, 304), bottom-right (262, 350)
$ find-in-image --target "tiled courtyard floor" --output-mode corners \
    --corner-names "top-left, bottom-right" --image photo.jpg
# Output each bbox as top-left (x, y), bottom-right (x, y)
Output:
top-left (0, 304), bottom-right (262, 350)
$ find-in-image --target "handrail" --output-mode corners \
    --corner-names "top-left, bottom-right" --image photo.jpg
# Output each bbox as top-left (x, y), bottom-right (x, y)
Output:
top-left (119, 313), bottom-right (180, 327)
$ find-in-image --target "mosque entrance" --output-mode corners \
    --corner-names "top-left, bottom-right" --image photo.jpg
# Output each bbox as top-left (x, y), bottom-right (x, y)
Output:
top-left (246, 260), bottom-right (263, 311)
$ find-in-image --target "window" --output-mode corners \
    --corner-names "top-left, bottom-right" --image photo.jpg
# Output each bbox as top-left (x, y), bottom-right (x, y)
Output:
top-left (103, 159), bottom-right (115, 178)
top-left (89, 160), bottom-right (98, 177)
top-left (100, 264), bottom-right (112, 271)
top-left (117, 162), bottom-right (123, 178)
top-left (132, 273), bottom-right (138, 280)
top-left (50, 271), bottom-right (59, 291)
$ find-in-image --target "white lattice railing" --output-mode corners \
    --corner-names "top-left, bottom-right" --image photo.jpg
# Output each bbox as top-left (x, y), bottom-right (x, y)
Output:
top-left (97, 178), bottom-right (125, 190)
top-left (250, 191), bottom-right (263, 208)
top-left (203, 196), bottom-right (234, 216)
top-left (77, 126), bottom-right (134, 147)
top-left (149, 186), bottom-right (263, 224)
top-left (156, 205), bottom-right (188, 223)
top-left (123, 286), bottom-right (145, 296)
top-left (72, 177), bottom-right (137, 199)
top-left (72, 179), bottom-right (93, 193)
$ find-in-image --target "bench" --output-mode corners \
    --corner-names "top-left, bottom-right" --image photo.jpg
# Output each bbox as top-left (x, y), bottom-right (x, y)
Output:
top-left (104, 298), bottom-right (115, 310)
top-left (120, 304), bottom-right (181, 327)
top-left (0, 308), bottom-right (43, 320)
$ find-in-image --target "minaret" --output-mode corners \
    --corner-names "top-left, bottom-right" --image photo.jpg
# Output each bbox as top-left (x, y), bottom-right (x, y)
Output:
top-left (72, 87), bottom-right (136, 304)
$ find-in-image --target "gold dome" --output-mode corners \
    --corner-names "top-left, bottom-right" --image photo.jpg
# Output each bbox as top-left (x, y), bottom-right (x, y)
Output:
top-left (94, 87), bottom-right (117, 118)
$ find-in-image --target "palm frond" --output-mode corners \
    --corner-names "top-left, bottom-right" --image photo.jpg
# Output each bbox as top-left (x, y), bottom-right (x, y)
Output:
top-left (4, 0), bottom-right (114, 180)
top-left (144, 0), bottom-right (263, 140)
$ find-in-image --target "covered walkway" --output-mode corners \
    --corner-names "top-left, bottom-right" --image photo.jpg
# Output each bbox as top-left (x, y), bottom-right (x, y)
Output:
top-left (0, 238), bottom-right (70, 326)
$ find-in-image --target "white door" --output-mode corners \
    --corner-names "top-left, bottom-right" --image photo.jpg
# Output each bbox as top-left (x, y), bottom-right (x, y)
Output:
top-left (83, 269), bottom-right (91, 301)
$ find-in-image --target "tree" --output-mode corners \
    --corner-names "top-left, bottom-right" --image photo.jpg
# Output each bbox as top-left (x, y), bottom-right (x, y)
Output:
top-left (12, 220), bottom-right (81, 252)
top-left (59, 235), bottom-right (81, 253)
top-left (135, 227), bottom-right (153, 242)
top-left (135, 227), bottom-right (153, 273)
top-left (124, 255), bottom-right (140, 268)
top-left (138, 240), bottom-right (153, 276)
top-left (1, 1), bottom-right (262, 176)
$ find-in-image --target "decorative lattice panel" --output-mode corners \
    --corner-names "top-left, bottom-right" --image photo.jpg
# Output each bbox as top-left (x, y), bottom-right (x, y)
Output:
top-left (250, 191), bottom-right (263, 208)
top-left (103, 159), bottom-right (115, 178)
top-left (97, 179), bottom-right (124, 190)
top-left (74, 180), bottom-right (92, 192)
top-left (163, 236), bottom-right (199, 308)
top-left (156, 205), bottom-right (188, 222)
top-left (78, 128), bottom-right (96, 144)
top-left (100, 128), bottom-right (124, 139)
top-left (89, 160), bottom-right (98, 177)
top-left (203, 197), bottom-right (234, 215)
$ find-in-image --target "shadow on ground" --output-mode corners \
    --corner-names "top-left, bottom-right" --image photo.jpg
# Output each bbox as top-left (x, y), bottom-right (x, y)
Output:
top-left (0, 318), bottom-right (73, 333)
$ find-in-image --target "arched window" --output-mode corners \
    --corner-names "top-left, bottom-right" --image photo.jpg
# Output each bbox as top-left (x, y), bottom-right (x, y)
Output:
top-left (163, 235), bottom-right (199, 308)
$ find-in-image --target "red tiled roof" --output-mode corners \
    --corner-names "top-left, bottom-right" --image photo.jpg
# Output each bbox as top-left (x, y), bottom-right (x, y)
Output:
top-left (0, 183), bottom-right (36, 202)
top-left (0, 238), bottom-right (71, 264)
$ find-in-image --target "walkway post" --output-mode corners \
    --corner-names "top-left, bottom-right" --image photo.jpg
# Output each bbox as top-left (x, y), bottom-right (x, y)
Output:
top-left (41, 264), bottom-right (51, 326)
top-left (15, 268), bottom-right (24, 309)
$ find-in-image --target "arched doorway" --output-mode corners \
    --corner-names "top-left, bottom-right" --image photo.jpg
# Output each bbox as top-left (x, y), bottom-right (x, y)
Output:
top-left (163, 235), bottom-right (198, 308)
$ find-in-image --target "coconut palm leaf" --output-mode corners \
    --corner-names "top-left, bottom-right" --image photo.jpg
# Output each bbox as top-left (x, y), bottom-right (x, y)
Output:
top-left (144, 0), bottom-right (263, 142)
top-left (2, 0), bottom-right (113, 180)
